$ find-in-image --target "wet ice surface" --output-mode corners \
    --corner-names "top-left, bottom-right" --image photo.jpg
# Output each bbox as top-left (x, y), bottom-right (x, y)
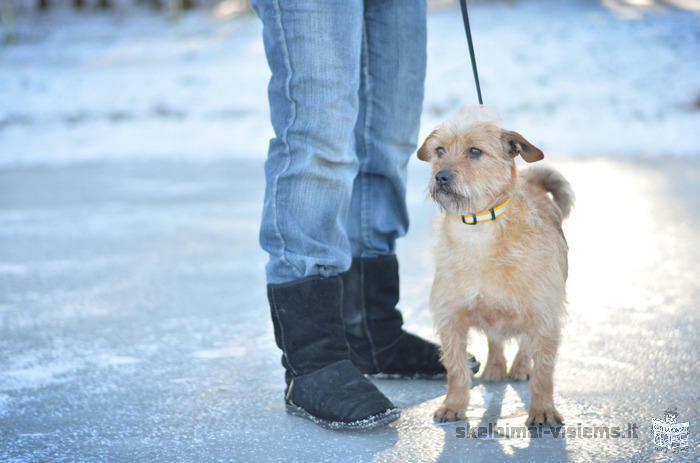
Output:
top-left (0, 157), bottom-right (698, 462)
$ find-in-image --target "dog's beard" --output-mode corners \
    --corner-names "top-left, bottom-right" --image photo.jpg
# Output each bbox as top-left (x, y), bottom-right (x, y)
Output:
top-left (430, 183), bottom-right (475, 214)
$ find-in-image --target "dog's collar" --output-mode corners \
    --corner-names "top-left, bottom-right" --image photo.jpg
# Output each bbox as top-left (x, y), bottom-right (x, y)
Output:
top-left (455, 197), bottom-right (511, 225)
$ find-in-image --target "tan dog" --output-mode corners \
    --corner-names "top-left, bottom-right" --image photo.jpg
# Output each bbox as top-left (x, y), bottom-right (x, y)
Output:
top-left (418, 106), bottom-right (574, 426)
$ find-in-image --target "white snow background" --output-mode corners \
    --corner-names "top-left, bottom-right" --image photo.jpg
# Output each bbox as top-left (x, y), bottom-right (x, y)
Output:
top-left (0, 0), bottom-right (699, 167)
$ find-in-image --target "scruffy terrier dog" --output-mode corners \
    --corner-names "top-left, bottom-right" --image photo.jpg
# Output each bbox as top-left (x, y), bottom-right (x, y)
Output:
top-left (418, 106), bottom-right (574, 426)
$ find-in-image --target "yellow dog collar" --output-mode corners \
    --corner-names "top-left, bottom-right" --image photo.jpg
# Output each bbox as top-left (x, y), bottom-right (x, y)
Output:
top-left (455, 197), bottom-right (511, 225)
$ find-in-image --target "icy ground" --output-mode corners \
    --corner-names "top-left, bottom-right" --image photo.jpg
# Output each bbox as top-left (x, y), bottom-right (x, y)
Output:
top-left (2, 157), bottom-right (699, 463)
top-left (1, 1), bottom-right (699, 462)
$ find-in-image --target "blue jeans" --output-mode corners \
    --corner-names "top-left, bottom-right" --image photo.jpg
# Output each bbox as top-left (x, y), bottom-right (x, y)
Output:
top-left (253, 0), bottom-right (427, 284)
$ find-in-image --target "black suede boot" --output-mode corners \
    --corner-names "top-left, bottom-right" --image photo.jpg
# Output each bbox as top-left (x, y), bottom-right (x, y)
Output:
top-left (341, 255), bottom-right (480, 378)
top-left (268, 275), bottom-right (399, 429)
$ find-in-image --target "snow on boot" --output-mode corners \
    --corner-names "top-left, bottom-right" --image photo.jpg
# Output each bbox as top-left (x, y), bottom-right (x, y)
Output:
top-left (268, 275), bottom-right (399, 429)
top-left (341, 255), bottom-right (480, 378)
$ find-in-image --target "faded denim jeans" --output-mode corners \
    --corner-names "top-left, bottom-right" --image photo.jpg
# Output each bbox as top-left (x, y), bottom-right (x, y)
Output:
top-left (252, 0), bottom-right (427, 284)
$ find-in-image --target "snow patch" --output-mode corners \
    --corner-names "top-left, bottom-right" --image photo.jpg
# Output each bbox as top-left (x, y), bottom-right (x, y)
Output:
top-left (1, 361), bottom-right (82, 391)
top-left (191, 345), bottom-right (246, 359)
top-left (0, 350), bottom-right (144, 392)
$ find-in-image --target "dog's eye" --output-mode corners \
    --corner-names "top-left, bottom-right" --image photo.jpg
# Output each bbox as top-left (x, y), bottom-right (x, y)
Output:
top-left (435, 147), bottom-right (446, 158)
top-left (468, 147), bottom-right (483, 158)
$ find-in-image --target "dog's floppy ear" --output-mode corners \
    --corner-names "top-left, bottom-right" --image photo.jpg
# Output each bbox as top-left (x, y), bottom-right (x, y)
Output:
top-left (501, 130), bottom-right (544, 163)
top-left (417, 129), bottom-right (438, 162)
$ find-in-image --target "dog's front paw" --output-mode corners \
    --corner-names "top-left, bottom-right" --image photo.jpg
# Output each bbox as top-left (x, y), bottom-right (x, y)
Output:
top-left (526, 407), bottom-right (563, 427)
top-left (480, 361), bottom-right (507, 382)
top-left (433, 404), bottom-right (467, 423)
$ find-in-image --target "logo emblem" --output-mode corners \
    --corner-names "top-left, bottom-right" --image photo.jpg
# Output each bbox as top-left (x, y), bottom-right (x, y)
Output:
top-left (652, 407), bottom-right (689, 451)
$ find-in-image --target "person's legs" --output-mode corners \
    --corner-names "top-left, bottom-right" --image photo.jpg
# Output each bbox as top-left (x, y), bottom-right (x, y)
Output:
top-left (253, 0), bottom-right (398, 428)
top-left (256, 0), bottom-right (362, 285)
top-left (342, 0), bottom-right (480, 377)
top-left (347, 0), bottom-right (426, 256)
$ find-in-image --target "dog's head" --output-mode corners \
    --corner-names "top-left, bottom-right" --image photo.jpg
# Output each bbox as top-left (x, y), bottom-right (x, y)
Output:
top-left (417, 106), bottom-right (543, 214)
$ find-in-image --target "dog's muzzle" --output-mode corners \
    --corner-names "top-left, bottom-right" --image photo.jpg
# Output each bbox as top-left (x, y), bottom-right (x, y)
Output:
top-left (435, 170), bottom-right (453, 188)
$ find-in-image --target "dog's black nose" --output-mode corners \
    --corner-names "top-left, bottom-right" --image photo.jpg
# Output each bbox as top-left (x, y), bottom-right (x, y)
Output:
top-left (435, 170), bottom-right (453, 185)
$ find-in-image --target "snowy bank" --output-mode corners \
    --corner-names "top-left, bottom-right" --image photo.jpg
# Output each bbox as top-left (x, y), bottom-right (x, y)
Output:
top-left (0, 0), bottom-right (698, 167)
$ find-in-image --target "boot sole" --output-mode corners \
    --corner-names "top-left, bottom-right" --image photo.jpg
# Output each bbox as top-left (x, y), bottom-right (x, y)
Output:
top-left (285, 401), bottom-right (400, 430)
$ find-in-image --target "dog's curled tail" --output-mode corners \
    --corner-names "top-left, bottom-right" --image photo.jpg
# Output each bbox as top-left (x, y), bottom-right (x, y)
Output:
top-left (527, 166), bottom-right (575, 219)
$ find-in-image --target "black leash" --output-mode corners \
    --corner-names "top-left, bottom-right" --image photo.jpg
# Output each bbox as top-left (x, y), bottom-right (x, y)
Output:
top-left (459, 0), bottom-right (483, 105)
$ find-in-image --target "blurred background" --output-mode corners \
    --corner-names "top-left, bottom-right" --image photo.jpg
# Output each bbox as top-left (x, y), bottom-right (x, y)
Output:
top-left (1, 0), bottom-right (699, 165)
top-left (0, 1), bottom-right (698, 462)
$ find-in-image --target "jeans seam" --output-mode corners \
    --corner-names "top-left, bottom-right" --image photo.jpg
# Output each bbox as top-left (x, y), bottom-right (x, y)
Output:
top-left (360, 19), bottom-right (373, 257)
top-left (271, 0), bottom-right (303, 280)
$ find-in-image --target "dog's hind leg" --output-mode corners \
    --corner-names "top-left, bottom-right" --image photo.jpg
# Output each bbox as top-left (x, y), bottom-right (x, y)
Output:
top-left (509, 337), bottom-right (532, 381)
top-left (481, 338), bottom-right (507, 382)
top-left (526, 330), bottom-right (563, 426)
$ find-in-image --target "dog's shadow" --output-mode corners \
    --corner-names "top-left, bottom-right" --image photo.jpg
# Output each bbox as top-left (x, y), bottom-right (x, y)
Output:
top-left (435, 379), bottom-right (572, 462)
